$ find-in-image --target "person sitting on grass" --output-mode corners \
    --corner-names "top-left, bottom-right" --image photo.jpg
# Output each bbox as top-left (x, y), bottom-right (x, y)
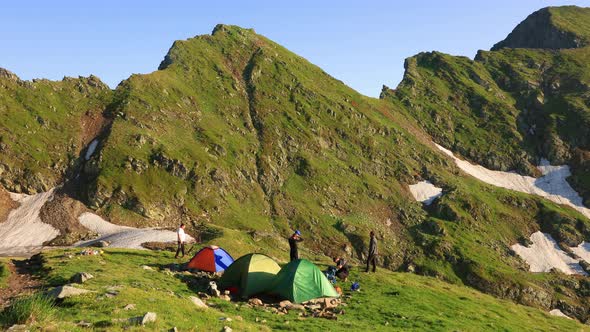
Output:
top-left (333, 256), bottom-right (350, 281)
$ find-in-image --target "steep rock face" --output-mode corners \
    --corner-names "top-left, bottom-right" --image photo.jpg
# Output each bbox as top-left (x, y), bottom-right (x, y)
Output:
top-left (492, 6), bottom-right (590, 50)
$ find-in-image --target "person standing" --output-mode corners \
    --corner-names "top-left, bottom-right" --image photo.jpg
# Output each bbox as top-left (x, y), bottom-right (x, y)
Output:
top-left (288, 230), bottom-right (303, 261)
top-left (365, 230), bottom-right (378, 272)
top-left (175, 223), bottom-right (187, 258)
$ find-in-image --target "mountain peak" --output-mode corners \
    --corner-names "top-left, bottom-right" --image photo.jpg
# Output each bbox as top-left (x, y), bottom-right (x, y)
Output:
top-left (158, 24), bottom-right (259, 70)
top-left (491, 6), bottom-right (590, 50)
top-left (211, 24), bottom-right (256, 36)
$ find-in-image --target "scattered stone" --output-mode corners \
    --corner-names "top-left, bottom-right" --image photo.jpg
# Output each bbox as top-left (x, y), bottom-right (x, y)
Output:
top-left (286, 303), bottom-right (305, 311)
top-left (169, 328), bottom-right (178, 332)
top-left (235, 316), bottom-right (243, 321)
top-left (124, 304), bottom-right (136, 310)
top-left (279, 300), bottom-right (292, 308)
top-left (71, 272), bottom-right (94, 284)
top-left (76, 320), bottom-right (92, 328)
top-left (219, 294), bottom-right (231, 301)
top-left (221, 326), bottom-right (232, 332)
top-left (189, 296), bottom-right (208, 308)
top-left (306, 304), bottom-right (321, 310)
top-left (141, 265), bottom-right (154, 271)
top-left (46, 285), bottom-right (92, 299)
top-left (248, 298), bottom-right (263, 306)
top-left (220, 317), bottom-right (233, 322)
top-left (7, 325), bottom-right (28, 331)
top-left (105, 290), bottom-right (119, 298)
top-left (197, 292), bottom-right (210, 299)
top-left (91, 240), bottom-right (110, 248)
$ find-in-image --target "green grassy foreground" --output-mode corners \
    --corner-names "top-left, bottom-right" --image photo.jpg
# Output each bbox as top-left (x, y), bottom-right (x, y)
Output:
top-left (0, 248), bottom-right (585, 331)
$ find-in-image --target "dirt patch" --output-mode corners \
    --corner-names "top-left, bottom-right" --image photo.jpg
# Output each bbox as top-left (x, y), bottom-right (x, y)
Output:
top-left (39, 193), bottom-right (97, 246)
top-left (0, 255), bottom-right (43, 309)
top-left (80, 109), bottom-right (111, 148)
top-left (0, 187), bottom-right (17, 223)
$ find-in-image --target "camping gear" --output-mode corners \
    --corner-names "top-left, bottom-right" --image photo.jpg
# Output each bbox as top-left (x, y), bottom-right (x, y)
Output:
top-left (218, 253), bottom-right (281, 298)
top-left (270, 259), bottom-right (340, 303)
top-left (324, 266), bottom-right (337, 284)
top-left (186, 245), bottom-right (234, 272)
top-left (351, 282), bottom-right (360, 291)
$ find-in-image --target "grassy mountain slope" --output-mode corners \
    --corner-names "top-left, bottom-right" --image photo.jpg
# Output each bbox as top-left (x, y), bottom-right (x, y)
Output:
top-left (1, 248), bottom-right (586, 331)
top-left (84, 25), bottom-right (441, 267)
top-left (83, 29), bottom-right (590, 315)
top-left (3, 10), bottom-right (590, 324)
top-left (0, 69), bottom-right (112, 194)
top-left (382, 7), bottom-right (590, 204)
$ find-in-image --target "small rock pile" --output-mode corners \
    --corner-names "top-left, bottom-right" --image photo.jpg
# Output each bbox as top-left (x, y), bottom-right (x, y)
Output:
top-left (245, 297), bottom-right (345, 320)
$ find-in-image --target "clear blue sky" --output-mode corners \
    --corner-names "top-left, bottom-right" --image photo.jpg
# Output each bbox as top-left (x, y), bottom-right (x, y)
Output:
top-left (1, 1), bottom-right (588, 97)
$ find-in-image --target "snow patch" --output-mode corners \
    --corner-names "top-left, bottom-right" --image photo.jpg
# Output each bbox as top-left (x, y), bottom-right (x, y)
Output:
top-left (408, 181), bottom-right (443, 205)
top-left (510, 231), bottom-right (586, 275)
top-left (549, 309), bottom-right (572, 319)
top-left (436, 144), bottom-right (590, 219)
top-left (0, 189), bottom-right (59, 255)
top-left (570, 242), bottom-right (590, 263)
top-left (76, 212), bottom-right (193, 249)
top-left (85, 139), bottom-right (98, 160)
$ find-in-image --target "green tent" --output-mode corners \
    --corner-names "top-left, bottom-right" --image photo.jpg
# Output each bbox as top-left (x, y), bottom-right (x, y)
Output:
top-left (218, 253), bottom-right (281, 298)
top-left (270, 259), bottom-right (340, 303)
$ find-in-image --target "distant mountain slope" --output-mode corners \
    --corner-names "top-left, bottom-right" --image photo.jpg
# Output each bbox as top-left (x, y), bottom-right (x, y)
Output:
top-left (492, 6), bottom-right (590, 50)
top-left (383, 9), bottom-right (590, 206)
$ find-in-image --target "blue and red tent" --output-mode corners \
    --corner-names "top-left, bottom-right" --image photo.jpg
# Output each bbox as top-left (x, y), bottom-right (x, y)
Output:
top-left (187, 245), bottom-right (234, 272)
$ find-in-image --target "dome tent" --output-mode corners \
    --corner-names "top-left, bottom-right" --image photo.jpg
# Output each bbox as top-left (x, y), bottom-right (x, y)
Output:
top-left (270, 259), bottom-right (339, 303)
top-left (218, 253), bottom-right (281, 298)
top-left (187, 245), bottom-right (234, 272)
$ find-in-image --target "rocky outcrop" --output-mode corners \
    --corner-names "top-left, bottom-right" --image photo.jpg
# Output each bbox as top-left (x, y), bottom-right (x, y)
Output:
top-left (492, 7), bottom-right (586, 50)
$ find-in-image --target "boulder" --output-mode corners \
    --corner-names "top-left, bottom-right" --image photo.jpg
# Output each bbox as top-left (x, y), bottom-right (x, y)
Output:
top-left (248, 298), bottom-right (263, 306)
top-left (47, 285), bottom-right (92, 299)
top-left (189, 296), bottom-right (208, 308)
top-left (142, 312), bottom-right (158, 325)
top-left (130, 312), bottom-right (157, 325)
top-left (70, 272), bottom-right (94, 284)
top-left (141, 265), bottom-right (154, 271)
